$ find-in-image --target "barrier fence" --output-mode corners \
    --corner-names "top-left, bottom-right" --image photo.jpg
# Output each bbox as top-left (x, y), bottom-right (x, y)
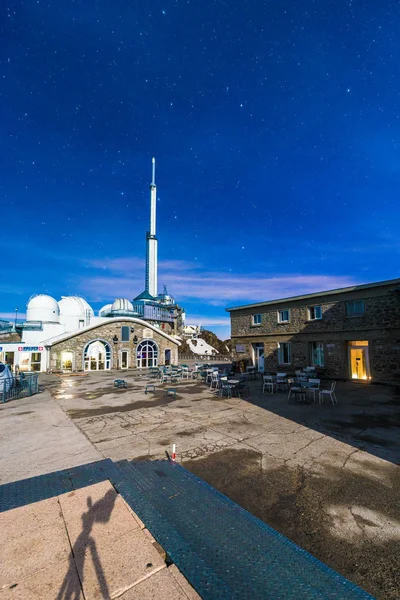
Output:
top-left (1, 373), bottom-right (39, 403)
top-left (178, 355), bottom-right (232, 361)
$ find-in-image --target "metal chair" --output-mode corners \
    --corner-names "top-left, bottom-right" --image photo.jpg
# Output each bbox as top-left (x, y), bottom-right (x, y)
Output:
top-left (262, 375), bottom-right (275, 395)
top-left (319, 381), bottom-right (337, 405)
top-left (276, 373), bottom-right (288, 392)
top-left (305, 378), bottom-right (320, 403)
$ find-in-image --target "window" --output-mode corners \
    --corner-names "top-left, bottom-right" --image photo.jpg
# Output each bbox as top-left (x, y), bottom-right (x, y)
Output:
top-left (136, 340), bottom-right (159, 368)
top-left (278, 309), bottom-right (290, 323)
top-left (121, 326), bottom-right (130, 341)
top-left (346, 300), bottom-right (364, 317)
top-left (308, 306), bottom-right (322, 320)
top-left (252, 314), bottom-right (262, 325)
top-left (310, 342), bottom-right (324, 367)
top-left (278, 342), bottom-right (291, 364)
top-left (31, 352), bottom-right (42, 372)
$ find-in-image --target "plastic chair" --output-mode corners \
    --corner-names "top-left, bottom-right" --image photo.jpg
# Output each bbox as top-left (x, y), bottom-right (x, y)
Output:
top-left (319, 381), bottom-right (337, 405)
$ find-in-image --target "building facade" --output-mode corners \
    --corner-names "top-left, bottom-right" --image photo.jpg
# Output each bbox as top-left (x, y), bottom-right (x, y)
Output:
top-left (0, 316), bottom-right (179, 373)
top-left (227, 278), bottom-right (400, 383)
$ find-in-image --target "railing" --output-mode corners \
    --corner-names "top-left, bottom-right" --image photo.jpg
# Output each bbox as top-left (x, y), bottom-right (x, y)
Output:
top-left (131, 304), bottom-right (175, 323)
top-left (178, 354), bottom-right (232, 361)
top-left (1, 374), bottom-right (39, 403)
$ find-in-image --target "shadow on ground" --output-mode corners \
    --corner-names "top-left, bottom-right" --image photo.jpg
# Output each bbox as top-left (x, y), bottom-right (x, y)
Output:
top-left (184, 447), bottom-right (400, 600)
top-left (240, 380), bottom-right (400, 465)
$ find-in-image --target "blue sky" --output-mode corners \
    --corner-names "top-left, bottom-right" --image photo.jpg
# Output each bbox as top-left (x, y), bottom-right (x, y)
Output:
top-left (1, 1), bottom-right (400, 340)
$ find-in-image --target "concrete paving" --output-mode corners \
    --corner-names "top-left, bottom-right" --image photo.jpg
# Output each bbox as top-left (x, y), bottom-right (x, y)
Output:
top-left (0, 371), bottom-right (399, 598)
top-left (0, 388), bottom-right (102, 485)
top-left (0, 480), bottom-right (200, 599)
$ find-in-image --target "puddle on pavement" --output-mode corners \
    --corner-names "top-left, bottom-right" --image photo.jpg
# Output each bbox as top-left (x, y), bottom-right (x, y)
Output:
top-left (68, 394), bottom-right (180, 418)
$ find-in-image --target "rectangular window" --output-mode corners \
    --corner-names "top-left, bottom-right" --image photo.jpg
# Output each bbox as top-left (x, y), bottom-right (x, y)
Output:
top-left (278, 309), bottom-right (290, 323)
top-left (308, 306), bottom-right (322, 320)
top-left (31, 352), bottom-right (42, 372)
top-left (346, 300), bottom-right (364, 317)
top-left (278, 342), bottom-right (291, 364)
top-left (121, 326), bottom-right (130, 341)
top-left (252, 314), bottom-right (262, 325)
top-left (310, 342), bottom-right (324, 367)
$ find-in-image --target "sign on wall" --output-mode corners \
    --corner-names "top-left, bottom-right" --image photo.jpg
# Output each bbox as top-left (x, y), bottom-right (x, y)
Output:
top-left (18, 346), bottom-right (43, 352)
top-left (235, 344), bottom-right (246, 353)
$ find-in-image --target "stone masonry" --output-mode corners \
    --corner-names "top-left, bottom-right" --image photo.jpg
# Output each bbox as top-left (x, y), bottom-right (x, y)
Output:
top-left (228, 279), bottom-right (400, 382)
top-left (49, 319), bottom-right (179, 371)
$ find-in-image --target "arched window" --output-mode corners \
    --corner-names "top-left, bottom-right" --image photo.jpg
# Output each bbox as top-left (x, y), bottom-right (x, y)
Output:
top-left (83, 340), bottom-right (111, 371)
top-left (136, 339), bottom-right (158, 368)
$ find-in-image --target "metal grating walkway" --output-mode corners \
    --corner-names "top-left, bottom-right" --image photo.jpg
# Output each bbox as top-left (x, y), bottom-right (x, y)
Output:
top-left (112, 459), bottom-right (375, 600)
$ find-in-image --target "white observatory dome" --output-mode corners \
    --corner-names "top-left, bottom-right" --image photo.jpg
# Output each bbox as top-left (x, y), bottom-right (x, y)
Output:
top-left (99, 304), bottom-right (113, 317)
top-left (26, 294), bottom-right (60, 323)
top-left (58, 296), bottom-right (94, 332)
top-left (111, 298), bottom-right (134, 313)
top-left (58, 296), bottom-right (94, 319)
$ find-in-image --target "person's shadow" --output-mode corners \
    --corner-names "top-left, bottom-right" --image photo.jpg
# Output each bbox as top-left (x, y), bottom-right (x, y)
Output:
top-left (57, 489), bottom-right (117, 600)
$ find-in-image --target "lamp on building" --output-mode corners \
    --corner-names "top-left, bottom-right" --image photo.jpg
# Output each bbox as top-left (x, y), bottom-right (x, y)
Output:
top-left (130, 327), bottom-right (135, 333)
top-left (112, 335), bottom-right (118, 344)
top-left (133, 335), bottom-right (138, 345)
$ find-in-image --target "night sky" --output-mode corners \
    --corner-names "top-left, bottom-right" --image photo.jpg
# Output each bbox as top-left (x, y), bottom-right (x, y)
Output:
top-left (1, 1), bottom-right (399, 339)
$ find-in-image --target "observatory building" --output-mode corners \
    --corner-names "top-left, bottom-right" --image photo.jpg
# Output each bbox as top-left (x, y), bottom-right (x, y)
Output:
top-left (0, 159), bottom-right (183, 372)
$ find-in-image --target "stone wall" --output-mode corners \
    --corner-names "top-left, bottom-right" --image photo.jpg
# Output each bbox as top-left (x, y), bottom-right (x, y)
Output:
top-left (50, 319), bottom-right (179, 371)
top-left (230, 284), bottom-right (400, 381)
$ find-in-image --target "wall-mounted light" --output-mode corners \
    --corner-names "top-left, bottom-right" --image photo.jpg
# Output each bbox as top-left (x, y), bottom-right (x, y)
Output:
top-left (130, 327), bottom-right (135, 333)
top-left (113, 335), bottom-right (118, 344)
top-left (133, 335), bottom-right (138, 345)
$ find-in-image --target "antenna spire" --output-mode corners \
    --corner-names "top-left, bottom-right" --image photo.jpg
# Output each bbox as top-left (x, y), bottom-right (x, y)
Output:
top-left (151, 157), bottom-right (156, 186)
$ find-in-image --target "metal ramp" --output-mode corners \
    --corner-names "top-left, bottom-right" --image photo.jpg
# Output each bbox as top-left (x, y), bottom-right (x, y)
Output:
top-left (112, 460), bottom-right (374, 600)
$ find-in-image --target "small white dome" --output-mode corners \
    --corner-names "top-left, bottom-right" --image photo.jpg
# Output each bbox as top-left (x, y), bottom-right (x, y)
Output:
top-left (26, 294), bottom-right (60, 323)
top-left (58, 296), bottom-right (94, 319)
top-left (111, 298), bottom-right (134, 312)
top-left (99, 304), bottom-right (113, 317)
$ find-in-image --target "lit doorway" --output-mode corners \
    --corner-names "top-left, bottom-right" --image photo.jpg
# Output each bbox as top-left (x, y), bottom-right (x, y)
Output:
top-left (253, 343), bottom-right (265, 372)
top-left (121, 350), bottom-right (128, 369)
top-left (349, 341), bottom-right (370, 381)
top-left (61, 351), bottom-right (73, 371)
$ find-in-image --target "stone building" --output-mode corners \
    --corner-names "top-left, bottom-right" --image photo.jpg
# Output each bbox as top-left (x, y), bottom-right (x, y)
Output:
top-left (227, 278), bottom-right (400, 382)
top-left (46, 318), bottom-right (179, 372)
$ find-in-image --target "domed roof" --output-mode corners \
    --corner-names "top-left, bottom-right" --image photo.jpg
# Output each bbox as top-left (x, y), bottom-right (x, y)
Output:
top-left (111, 298), bottom-right (134, 312)
top-left (27, 294), bottom-right (58, 310)
top-left (58, 296), bottom-right (94, 318)
top-left (99, 304), bottom-right (113, 317)
top-left (26, 294), bottom-right (60, 323)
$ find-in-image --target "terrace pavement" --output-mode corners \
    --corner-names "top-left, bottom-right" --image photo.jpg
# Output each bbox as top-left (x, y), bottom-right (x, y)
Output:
top-left (0, 369), bottom-right (399, 599)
